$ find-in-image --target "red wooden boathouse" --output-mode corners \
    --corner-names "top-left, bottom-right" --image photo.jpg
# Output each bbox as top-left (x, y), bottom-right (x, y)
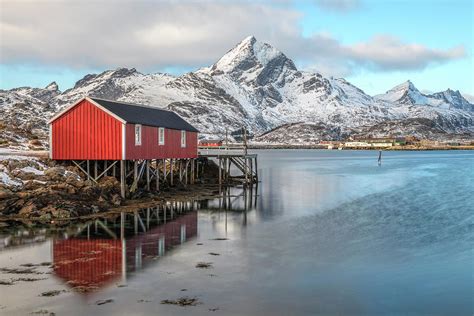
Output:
top-left (48, 97), bottom-right (200, 198)
top-left (48, 97), bottom-right (198, 160)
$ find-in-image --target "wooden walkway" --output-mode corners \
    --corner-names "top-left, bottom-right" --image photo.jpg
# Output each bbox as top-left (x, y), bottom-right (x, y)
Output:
top-left (198, 146), bottom-right (258, 187)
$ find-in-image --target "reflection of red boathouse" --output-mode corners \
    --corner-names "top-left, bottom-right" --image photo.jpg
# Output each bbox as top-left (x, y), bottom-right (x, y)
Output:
top-left (53, 211), bottom-right (197, 293)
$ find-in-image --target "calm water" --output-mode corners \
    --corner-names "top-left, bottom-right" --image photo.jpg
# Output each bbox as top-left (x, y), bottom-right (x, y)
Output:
top-left (0, 150), bottom-right (473, 315)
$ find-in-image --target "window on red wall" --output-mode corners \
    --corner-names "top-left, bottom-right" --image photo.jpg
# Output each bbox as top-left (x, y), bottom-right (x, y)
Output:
top-left (181, 130), bottom-right (186, 148)
top-left (158, 127), bottom-right (165, 145)
top-left (135, 124), bottom-right (142, 146)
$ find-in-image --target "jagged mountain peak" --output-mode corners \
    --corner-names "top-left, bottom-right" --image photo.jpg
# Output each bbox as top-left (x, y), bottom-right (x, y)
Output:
top-left (45, 81), bottom-right (59, 91)
top-left (375, 80), bottom-right (426, 105)
top-left (431, 88), bottom-right (473, 111)
top-left (209, 36), bottom-right (297, 76)
top-left (375, 80), bottom-right (473, 112)
top-left (388, 80), bottom-right (419, 93)
top-left (73, 67), bottom-right (139, 89)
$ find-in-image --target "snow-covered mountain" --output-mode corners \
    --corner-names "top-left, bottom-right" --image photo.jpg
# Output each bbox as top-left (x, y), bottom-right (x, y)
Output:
top-left (375, 80), bottom-right (473, 111)
top-left (1, 36), bottom-right (473, 149)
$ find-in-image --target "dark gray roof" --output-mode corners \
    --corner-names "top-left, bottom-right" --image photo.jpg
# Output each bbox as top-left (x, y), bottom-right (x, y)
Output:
top-left (91, 98), bottom-right (199, 132)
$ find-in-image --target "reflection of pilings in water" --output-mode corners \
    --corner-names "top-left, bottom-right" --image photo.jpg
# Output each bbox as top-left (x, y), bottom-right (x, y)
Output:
top-left (77, 200), bottom-right (201, 240)
top-left (212, 154), bottom-right (258, 191)
top-left (217, 185), bottom-right (258, 213)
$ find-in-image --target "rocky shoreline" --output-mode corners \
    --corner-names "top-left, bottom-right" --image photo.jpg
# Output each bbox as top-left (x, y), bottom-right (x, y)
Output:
top-left (0, 156), bottom-right (224, 222)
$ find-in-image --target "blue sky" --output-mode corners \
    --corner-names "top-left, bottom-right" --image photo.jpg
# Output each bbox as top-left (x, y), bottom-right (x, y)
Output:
top-left (295, 0), bottom-right (473, 95)
top-left (0, 0), bottom-right (472, 96)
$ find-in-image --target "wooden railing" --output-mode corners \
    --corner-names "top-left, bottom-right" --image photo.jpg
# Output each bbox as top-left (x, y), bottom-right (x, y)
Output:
top-left (198, 146), bottom-right (247, 156)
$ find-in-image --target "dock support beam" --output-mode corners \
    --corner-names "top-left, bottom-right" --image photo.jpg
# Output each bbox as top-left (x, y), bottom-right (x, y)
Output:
top-left (146, 160), bottom-right (150, 191)
top-left (170, 159), bottom-right (174, 186)
top-left (218, 157), bottom-right (222, 189)
top-left (156, 159), bottom-right (160, 191)
top-left (120, 160), bottom-right (126, 199)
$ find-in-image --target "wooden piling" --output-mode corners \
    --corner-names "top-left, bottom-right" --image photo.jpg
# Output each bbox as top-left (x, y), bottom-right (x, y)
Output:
top-left (249, 158), bottom-right (253, 184)
top-left (244, 157), bottom-right (248, 185)
top-left (185, 160), bottom-right (188, 185)
top-left (120, 160), bottom-right (126, 198)
top-left (156, 159), bottom-right (160, 191)
top-left (170, 159), bottom-right (174, 186)
top-left (218, 157), bottom-right (222, 189)
top-left (133, 161), bottom-right (138, 184)
top-left (162, 159), bottom-right (166, 184)
top-left (86, 160), bottom-right (90, 181)
top-left (146, 160), bottom-right (150, 191)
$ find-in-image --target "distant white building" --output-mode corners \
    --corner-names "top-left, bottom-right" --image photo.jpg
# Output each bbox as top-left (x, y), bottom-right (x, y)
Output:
top-left (344, 141), bottom-right (371, 147)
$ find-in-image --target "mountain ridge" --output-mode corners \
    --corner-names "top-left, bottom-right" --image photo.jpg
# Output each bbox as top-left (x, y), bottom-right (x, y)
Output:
top-left (1, 36), bottom-right (473, 149)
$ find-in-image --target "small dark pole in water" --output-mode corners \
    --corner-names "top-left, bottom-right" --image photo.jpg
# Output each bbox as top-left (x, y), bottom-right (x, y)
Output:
top-left (378, 150), bottom-right (382, 166)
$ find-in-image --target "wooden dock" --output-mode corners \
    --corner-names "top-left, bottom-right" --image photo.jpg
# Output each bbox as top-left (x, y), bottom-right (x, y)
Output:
top-left (198, 146), bottom-right (258, 187)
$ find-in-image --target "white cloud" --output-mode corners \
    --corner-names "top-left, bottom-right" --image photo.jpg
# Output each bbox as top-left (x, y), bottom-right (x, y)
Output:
top-left (313, 0), bottom-right (361, 12)
top-left (0, 0), bottom-right (466, 77)
top-left (346, 35), bottom-right (465, 70)
top-left (462, 93), bottom-right (474, 103)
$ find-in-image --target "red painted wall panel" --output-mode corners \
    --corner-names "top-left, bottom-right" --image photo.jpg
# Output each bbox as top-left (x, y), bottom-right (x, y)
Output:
top-left (125, 124), bottom-right (198, 160)
top-left (51, 100), bottom-right (123, 160)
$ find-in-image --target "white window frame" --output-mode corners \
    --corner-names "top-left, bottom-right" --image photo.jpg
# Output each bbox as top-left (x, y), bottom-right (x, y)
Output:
top-left (181, 130), bottom-right (186, 148)
top-left (135, 124), bottom-right (142, 146)
top-left (158, 127), bottom-right (165, 145)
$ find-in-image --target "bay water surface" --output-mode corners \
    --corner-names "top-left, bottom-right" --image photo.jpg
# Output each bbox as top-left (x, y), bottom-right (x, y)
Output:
top-left (0, 150), bottom-right (473, 315)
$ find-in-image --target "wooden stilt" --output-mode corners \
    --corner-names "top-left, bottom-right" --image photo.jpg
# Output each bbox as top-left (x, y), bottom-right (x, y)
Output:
top-left (86, 160), bottom-right (90, 181)
top-left (133, 161), bottom-right (138, 183)
top-left (155, 159), bottom-right (160, 191)
top-left (227, 157), bottom-right (231, 182)
top-left (94, 160), bottom-right (98, 180)
top-left (185, 160), bottom-right (188, 185)
top-left (218, 157), bottom-right (222, 189)
top-left (162, 159), bottom-right (166, 184)
top-left (244, 157), bottom-right (248, 185)
top-left (104, 161), bottom-right (108, 177)
top-left (146, 160), bottom-right (150, 191)
top-left (120, 160), bottom-right (126, 199)
top-left (223, 158), bottom-right (226, 184)
top-left (170, 159), bottom-right (174, 186)
top-left (249, 158), bottom-right (253, 184)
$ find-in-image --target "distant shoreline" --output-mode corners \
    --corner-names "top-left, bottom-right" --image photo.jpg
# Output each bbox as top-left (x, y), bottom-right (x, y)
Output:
top-left (247, 145), bottom-right (474, 151)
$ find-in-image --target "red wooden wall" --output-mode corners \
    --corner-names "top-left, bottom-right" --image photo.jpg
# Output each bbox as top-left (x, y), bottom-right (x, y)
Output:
top-left (125, 124), bottom-right (198, 160)
top-left (51, 99), bottom-right (123, 160)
